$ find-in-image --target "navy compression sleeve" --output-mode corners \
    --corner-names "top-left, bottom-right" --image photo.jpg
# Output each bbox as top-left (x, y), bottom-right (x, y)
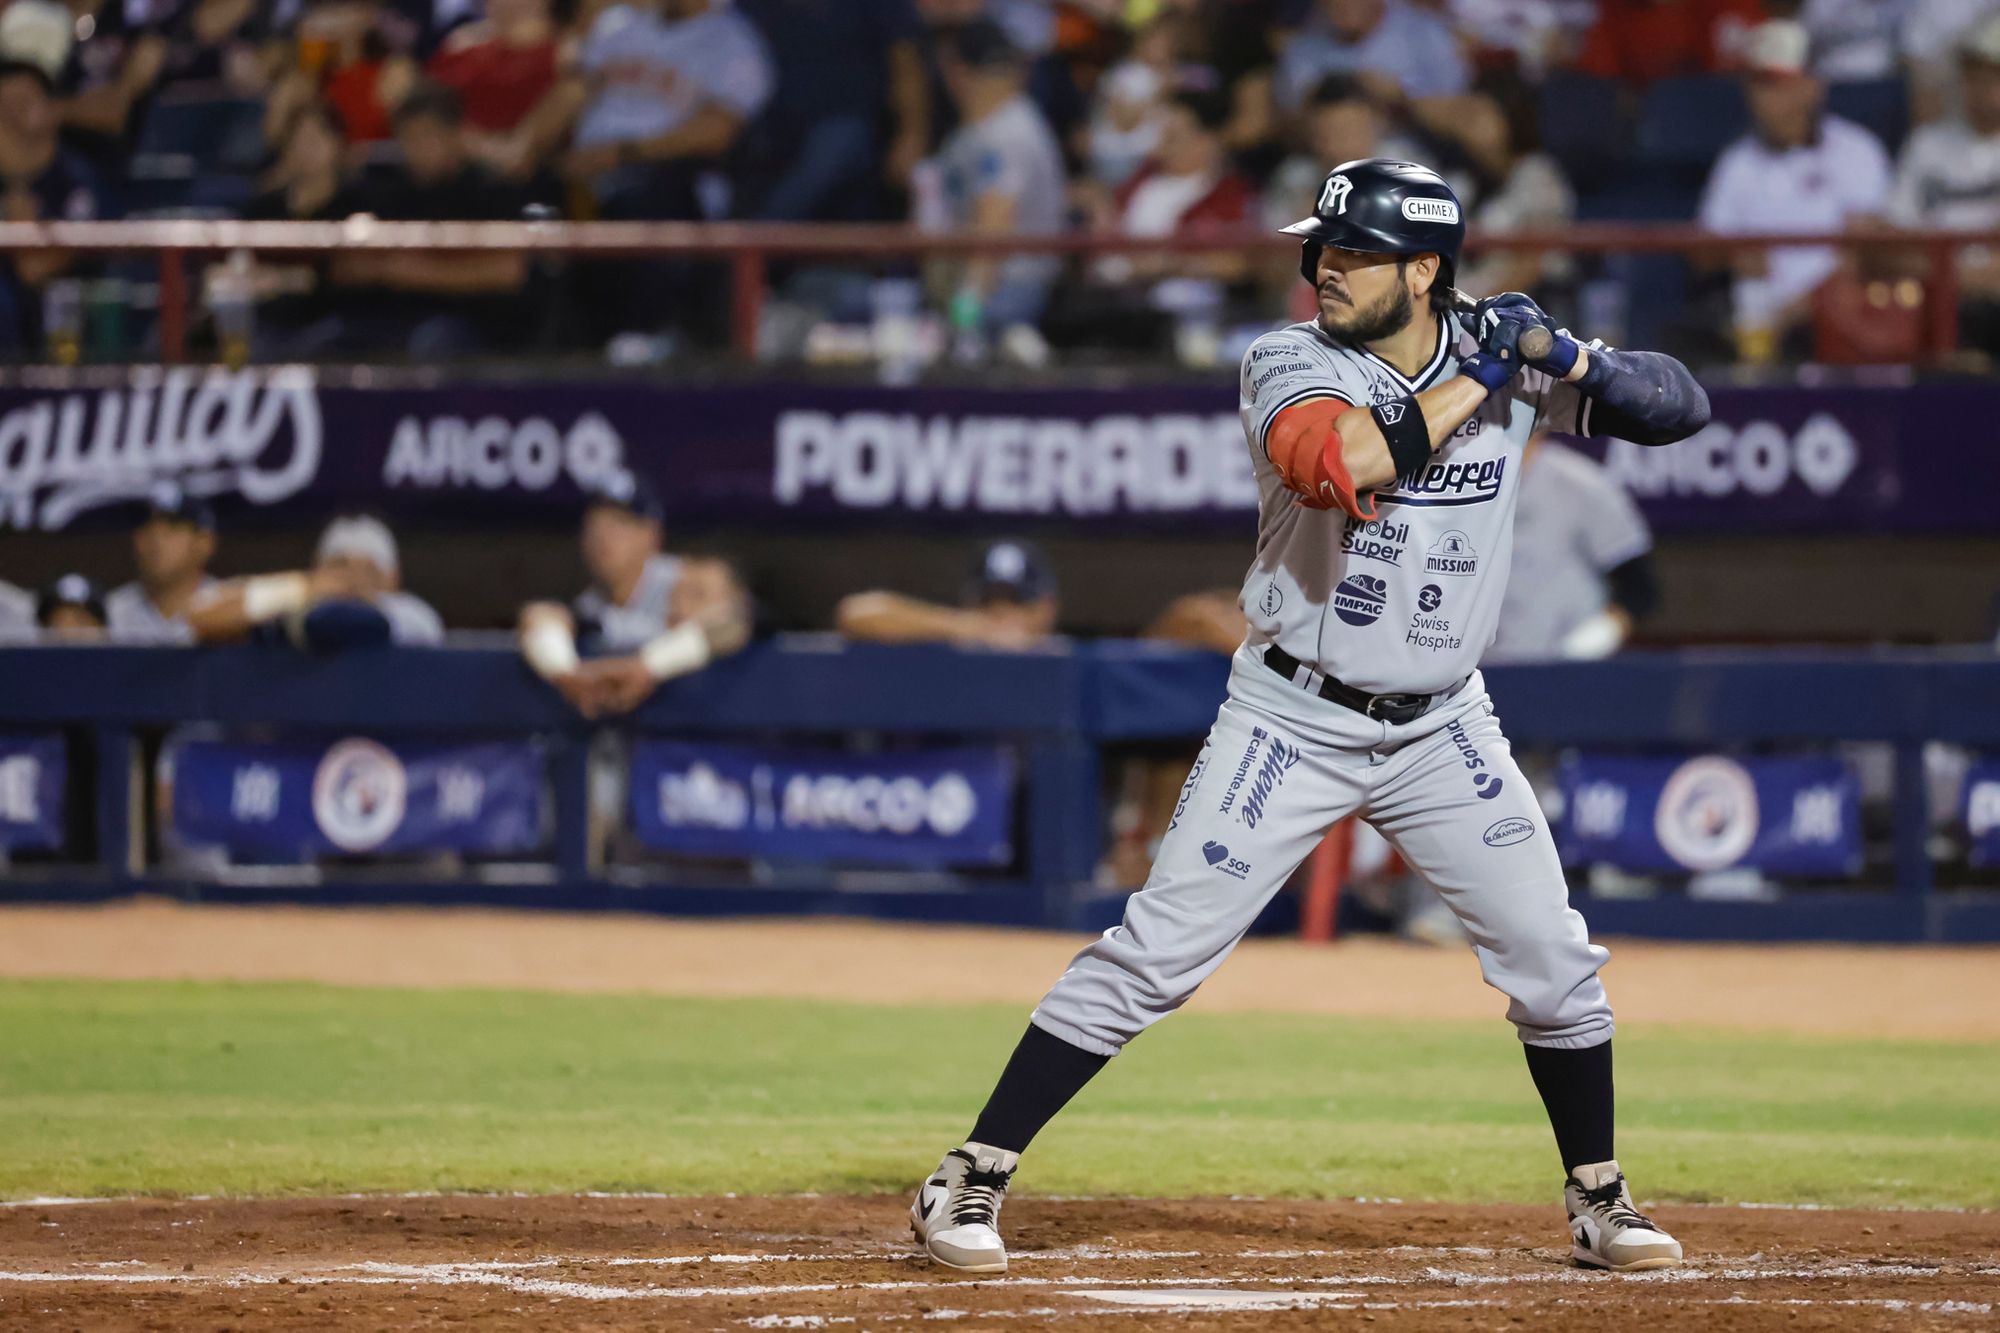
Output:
top-left (1574, 347), bottom-right (1710, 447)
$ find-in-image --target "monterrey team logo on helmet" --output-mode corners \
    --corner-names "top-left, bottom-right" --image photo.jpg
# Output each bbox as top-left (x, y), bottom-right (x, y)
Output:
top-left (1281, 158), bottom-right (1465, 292)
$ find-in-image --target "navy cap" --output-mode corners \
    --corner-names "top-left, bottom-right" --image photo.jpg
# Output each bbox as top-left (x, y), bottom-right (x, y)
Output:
top-left (582, 472), bottom-right (666, 525)
top-left (966, 539), bottom-right (1054, 604)
top-left (140, 480), bottom-right (217, 531)
top-left (950, 19), bottom-right (1022, 69)
top-left (37, 572), bottom-right (106, 626)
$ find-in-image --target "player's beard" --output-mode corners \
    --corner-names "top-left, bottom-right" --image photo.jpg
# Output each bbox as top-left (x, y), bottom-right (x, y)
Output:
top-left (1320, 279), bottom-right (1414, 345)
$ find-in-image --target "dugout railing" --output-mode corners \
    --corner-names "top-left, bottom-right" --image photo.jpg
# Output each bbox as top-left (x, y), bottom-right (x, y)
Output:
top-left (0, 640), bottom-right (1995, 943)
top-left (0, 220), bottom-right (1995, 364)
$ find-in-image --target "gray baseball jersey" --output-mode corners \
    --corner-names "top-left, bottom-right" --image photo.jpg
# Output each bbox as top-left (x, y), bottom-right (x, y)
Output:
top-left (0, 581), bottom-right (33, 641)
top-left (375, 591), bottom-right (446, 646)
top-left (1235, 314), bottom-right (1588, 694)
top-left (105, 580), bottom-right (217, 645)
top-left (1030, 311), bottom-right (1614, 1064)
top-left (1487, 440), bottom-right (1652, 664)
top-left (574, 553), bottom-right (684, 654)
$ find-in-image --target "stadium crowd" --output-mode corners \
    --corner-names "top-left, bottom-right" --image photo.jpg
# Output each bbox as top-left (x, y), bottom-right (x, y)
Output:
top-left (1, 0), bottom-right (1998, 362)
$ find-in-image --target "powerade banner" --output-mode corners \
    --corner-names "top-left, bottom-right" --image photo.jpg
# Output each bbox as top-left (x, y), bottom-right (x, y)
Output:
top-left (1557, 754), bottom-right (1861, 877)
top-left (631, 740), bottom-right (1015, 868)
top-left (0, 733), bottom-right (65, 852)
top-left (1964, 759), bottom-right (2000, 869)
top-left (0, 368), bottom-right (1982, 535)
top-left (171, 736), bottom-right (543, 860)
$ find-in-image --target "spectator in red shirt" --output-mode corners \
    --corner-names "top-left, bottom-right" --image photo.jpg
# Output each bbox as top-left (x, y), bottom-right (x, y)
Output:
top-left (1093, 91), bottom-right (1255, 281)
top-left (1576, 0), bottom-right (1765, 84)
top-left (1072, 90), bottom-right (1255, 363)
top-left (426, 0), bottom-right (561, 176)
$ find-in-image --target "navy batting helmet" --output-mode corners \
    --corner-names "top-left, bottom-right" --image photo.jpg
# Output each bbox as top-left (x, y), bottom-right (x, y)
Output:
top-left (1281, 158), bottom-right (1465, 292)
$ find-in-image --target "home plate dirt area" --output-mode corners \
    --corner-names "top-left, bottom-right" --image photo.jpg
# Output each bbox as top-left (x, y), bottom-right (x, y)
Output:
top-left (3, 1195), bottom-right (1995, 1331)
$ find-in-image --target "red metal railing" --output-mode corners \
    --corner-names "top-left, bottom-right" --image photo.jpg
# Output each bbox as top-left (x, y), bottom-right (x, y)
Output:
top-left (0, 219), bottom-right (1989, 364)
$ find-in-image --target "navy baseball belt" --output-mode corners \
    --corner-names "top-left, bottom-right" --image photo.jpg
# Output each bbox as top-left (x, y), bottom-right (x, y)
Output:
top-left (1261, 645), bottom-right (1460, 725)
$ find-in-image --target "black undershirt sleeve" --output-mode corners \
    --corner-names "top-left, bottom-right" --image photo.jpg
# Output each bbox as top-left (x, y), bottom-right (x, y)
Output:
top-left (1605, 553), bottom-right (1660, 622)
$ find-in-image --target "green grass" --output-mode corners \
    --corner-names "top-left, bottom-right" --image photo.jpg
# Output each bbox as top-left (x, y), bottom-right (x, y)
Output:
top-left (0, 979), bottom-right (1994, 1208)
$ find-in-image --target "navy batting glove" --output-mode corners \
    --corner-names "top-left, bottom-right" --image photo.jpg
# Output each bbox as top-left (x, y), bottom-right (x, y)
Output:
top-left (1472, 293), bottom-right (1580, 377)
top-left (1473, 291), bottom-right (1546, 326)
top-left (1460, 309), bottom-right (1532, 392)
top-left (1458, 349), bottom-right (1517, 393)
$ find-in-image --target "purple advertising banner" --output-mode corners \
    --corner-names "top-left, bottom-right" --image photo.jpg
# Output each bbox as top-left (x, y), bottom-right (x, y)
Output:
top-left (0, 369), bottom-right (1976, 535)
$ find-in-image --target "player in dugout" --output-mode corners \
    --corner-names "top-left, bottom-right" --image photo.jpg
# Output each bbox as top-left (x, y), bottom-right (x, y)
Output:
top-left (835, 539), bottom-right (1060, 650)
top-left (182, 513), bottom-right (445, 649)
top-left (1486, 431), bottom-right (1659, 663)
top-left (104, 484), bottom-right (221, 644)
top-left (518, 474), bottom-right (752, 716)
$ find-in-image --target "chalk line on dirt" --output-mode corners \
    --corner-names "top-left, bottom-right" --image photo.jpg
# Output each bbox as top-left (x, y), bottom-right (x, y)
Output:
top-left (0, 1256), bottom-right (1994, 1306)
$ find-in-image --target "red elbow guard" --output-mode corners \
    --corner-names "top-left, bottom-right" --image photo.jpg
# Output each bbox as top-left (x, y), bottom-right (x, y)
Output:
top-left (1265, 398), bottom-right (1376, 521)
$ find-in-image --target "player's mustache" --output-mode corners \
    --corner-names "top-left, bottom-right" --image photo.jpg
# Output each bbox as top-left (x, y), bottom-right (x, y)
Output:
top-left (1317, 282), bottom-right (1352, 305)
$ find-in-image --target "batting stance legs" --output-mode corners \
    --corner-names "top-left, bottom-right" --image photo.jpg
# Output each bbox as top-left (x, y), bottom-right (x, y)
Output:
top-left (1031, 652), bottom-right (1610, 1058)
top-left (910, 651), bottom-right (1671, 1275)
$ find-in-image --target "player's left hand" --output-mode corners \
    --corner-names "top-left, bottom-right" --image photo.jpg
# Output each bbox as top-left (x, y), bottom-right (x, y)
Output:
top-left (1473, 293), bottom-right (1579, 377)
top-left (1473, 291), bottom-right (1550, 329)
top-left (1461, 310), bottom-right (1534, 392)
top-left (584, 656), bottom-right (660, 715)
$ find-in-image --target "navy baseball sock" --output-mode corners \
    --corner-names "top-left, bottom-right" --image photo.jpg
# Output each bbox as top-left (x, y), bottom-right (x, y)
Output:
top-left (1524, 1039), bottom-right (1615, 1172)
top-left (967, 1023), bottom-right (1110, 1155)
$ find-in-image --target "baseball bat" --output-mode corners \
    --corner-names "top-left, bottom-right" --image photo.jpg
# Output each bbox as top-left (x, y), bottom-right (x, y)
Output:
top-left (1449, 288), bottom-right (1555, 363)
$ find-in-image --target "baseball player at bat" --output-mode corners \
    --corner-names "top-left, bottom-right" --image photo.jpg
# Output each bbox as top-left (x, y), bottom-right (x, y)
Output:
top-left (910, 159), bottom-right (1711, 1276)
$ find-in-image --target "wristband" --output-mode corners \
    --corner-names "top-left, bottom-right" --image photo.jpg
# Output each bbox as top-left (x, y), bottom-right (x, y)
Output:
top-left (1370, 395), bottom-right (1430, 479)
top-left (242, 573), bottom-right (310, 622)
top-left (1537, 330), bottom-right (1581, 378)
top-left (522, 619), bottom-right (579, 678)
top-left (1559, 609), bottom-right (1624, 660)
top-left (639, 621), bottom-right (711, 681)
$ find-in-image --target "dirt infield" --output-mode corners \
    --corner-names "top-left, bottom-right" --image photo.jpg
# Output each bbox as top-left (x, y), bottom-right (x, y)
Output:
top-left (6, 899), bottom-right (2000, 1039)
top-left (2, 1194), bottom-right (1995, 1331)
top-left (5, 901), bottom-right (1997, 1328)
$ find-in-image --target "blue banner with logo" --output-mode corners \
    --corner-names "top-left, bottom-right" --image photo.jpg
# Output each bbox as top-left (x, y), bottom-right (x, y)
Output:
top-left (0, 368), bottom-right (1987, 537)
top-left (1963, 758), bottom-right (2000, 869)
top-left (630, 740), bottom-right (1015, 868)
top-left (0, 733), bottom-right (65, 852)
top-left (171, 736), bottom-right (544, 860)
top-left (1557, 754), bottom-right (1861, 876)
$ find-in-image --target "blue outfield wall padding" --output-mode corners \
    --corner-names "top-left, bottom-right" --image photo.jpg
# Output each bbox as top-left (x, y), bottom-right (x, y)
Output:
top-left (2, 641), bottom-right (1998, 942)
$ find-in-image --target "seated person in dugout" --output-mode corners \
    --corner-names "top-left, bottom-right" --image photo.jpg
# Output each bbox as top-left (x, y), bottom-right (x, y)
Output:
top-left (518, 474), bottom-right (752, 717)
top-left (185, 514), bottom-right (445, 649)
top-left (835, 539), bottom-right (1059, 649)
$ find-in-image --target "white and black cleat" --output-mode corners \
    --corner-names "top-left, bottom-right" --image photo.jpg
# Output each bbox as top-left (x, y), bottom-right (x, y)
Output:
top-left (911, 1142), bottom-right (1017, 1274)
top-left (1565, 1159), bottom-right (1684, 1272)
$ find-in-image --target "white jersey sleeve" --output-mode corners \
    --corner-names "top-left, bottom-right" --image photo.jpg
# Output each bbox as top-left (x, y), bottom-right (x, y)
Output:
top-left (1238, 327), bottom-right (1375, 461)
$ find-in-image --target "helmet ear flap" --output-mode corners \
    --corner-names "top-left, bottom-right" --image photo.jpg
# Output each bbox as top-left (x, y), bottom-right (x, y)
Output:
top-left (1299, 238), bottom-right (1321, 286)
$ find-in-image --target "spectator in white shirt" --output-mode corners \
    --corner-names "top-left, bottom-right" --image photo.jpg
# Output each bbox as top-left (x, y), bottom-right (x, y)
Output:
top-left (1085, 61), bottom-right (1163, 191)
top-left (1785, 0), bottom-right (1915, 81)
top-left (1902, 0), bottom-right (2000, 119)
top-left (1697, 19), bottom-right (1892, 353)
top-left (1892, 13), bottom-right (2000, 351)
